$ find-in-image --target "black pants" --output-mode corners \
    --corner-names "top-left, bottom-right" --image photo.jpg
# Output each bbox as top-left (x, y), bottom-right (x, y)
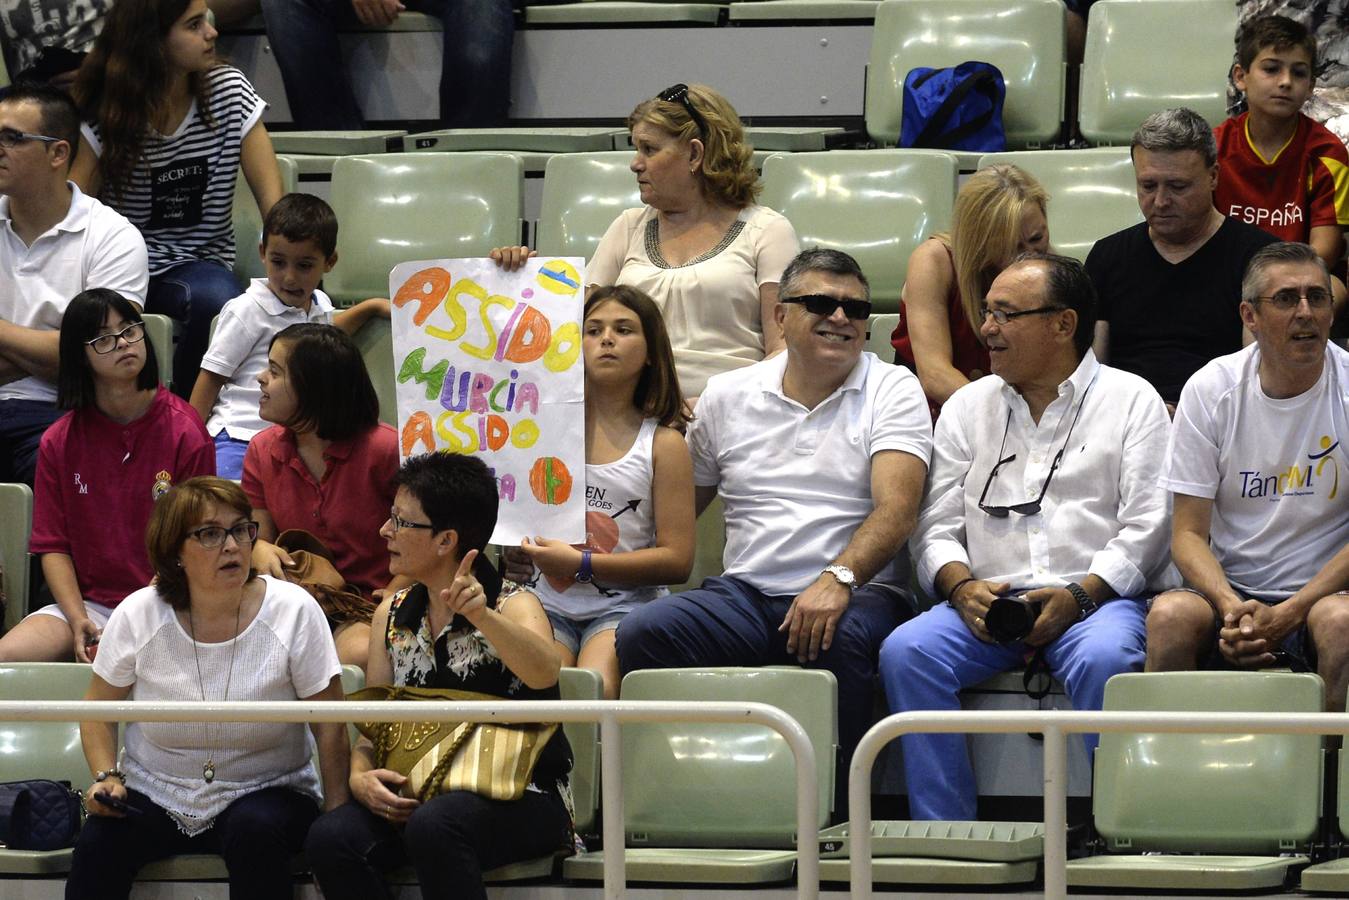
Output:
top-left (66, 786), bottom-right (318, 900)
top-left (305, 790), bottom-right (572, 900)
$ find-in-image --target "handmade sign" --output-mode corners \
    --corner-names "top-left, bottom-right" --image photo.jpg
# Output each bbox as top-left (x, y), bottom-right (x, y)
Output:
top-left (390, 257), bottom-right (586, 544)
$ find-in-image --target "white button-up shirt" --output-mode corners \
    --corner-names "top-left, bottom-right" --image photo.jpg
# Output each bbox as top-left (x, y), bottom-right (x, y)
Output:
top-left (912, 351), bottom-right (1176, 598)
top-left (689, 351), bottom-right (932, 596)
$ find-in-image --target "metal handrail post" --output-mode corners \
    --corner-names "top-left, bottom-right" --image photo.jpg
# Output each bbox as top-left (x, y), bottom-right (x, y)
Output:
top-left (1041, 723), bottom-right (1067, 900)
top-left (600, 708), bottom-right (624, 900)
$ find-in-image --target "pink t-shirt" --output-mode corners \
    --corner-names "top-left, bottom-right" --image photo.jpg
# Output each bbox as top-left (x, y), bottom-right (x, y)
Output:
top-left (242, 424), bottom-right (398, 595)
top-left (30, 387), bottom-right (215, 608)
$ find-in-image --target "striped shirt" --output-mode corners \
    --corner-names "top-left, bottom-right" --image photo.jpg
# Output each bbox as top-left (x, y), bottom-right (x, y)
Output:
top-left (81, 65), bottom-right (265, 275)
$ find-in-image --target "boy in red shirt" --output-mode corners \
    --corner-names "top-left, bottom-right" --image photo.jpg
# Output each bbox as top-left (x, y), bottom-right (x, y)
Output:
top-left (1215, 15), bottom-right (1349, 270)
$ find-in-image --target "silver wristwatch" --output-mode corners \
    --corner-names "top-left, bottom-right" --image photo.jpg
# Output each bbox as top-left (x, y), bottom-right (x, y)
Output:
top-left (823, 564), bottom-right (858, 591)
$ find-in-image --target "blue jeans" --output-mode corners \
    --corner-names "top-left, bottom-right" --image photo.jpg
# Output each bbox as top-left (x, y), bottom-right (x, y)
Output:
top-left (0, 399), bottom-right (63, 485)
top-left (214, 431), bottom-right (251, 481)
top-left (615, 575), bottom-right (914, 794)
top-left (67, 786), bottom-right (318, 900)
top-left (878, 598), bottom-right (1147, 820)
top-left (146, 261), bottom-right (241, 398)
top-left (260, 0), bottom-right (515, 129)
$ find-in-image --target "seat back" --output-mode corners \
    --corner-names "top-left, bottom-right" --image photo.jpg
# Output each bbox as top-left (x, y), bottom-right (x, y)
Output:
top-left (759, 150), bottom-right (957, 313)
top-left (0, 663), bottom-right (96, 786)
top-left (232, 156), bottom-right (299, 285)
top-left (0, 483), bottom-right (34, 633)
top-left (1094, 671), bottom-right (1323, 853)
top-left (559, 667), bottom-right (603, 834)
top-left (537, 152), bottom-right (641, 263)
top-left (976, 148), bottom-right (1142, 262)
top-left (618, 667), bottom-right (836, 848)
top-left (141, 313), bottom-right (176, 391)
top-left (350, 317), bottom-right (397, 426)
top-left (326, 153), bottom-right (524, 304)
top-left (866, 0), bottom-right (1066, 149)
top-left (1079, 0), bottom-right (1236, 145)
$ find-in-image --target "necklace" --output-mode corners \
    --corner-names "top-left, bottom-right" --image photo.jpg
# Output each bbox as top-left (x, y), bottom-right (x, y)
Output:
top-left (187, 598), bottom-right (243, 784)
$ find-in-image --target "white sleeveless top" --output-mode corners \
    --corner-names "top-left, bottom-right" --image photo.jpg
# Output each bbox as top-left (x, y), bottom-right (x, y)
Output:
top-left (530, 418), bottom-right (667, 620)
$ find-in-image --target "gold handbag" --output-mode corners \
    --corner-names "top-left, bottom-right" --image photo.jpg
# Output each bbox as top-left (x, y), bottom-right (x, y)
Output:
top-left (349, 685), bottom-right (559, 803)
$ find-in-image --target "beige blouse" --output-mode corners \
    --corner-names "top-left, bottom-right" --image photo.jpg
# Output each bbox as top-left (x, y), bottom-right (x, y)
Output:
top-left (589, 204), bottom-right (800, 397)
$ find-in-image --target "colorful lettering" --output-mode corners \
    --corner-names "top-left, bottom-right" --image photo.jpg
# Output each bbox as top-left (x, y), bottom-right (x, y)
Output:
top-left (529, 456), bottom-right (573, 505)
top-left (399, 347), bottom-right (449, 400)
top-left (393, 267), bottom-right (451, 326)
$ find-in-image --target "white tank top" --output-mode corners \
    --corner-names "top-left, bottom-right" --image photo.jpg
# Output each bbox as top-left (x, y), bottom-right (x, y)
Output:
top-left (531, 417), bottom-right (668, 620)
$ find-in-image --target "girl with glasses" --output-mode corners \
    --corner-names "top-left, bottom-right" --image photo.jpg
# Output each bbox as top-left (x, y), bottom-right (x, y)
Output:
top-left (0, 288), bottom-right (214, 663)
top-left (241, 323), bottom-right (400, 669)
top-left (68, 476), bottom-right (350, 900)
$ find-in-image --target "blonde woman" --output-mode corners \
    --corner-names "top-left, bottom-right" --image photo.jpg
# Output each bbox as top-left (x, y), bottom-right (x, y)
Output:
top-left (891, 164), bottom-right (1051, 418)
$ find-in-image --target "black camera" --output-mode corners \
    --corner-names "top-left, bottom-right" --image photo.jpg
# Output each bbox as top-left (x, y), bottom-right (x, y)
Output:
top-left (984, 594), bottom-right (1043, 643)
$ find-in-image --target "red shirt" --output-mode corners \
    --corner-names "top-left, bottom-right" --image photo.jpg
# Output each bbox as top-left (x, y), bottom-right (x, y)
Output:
top-left (30, 387), bottom-right (215, 608)
top-left (1214, 111), bottom-right (1349, 242)
top-left (242, 423), bottom-right (399, 595)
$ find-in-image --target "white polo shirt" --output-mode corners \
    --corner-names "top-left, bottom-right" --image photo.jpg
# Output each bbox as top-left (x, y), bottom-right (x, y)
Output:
top-left (0, 183), bottom-right (149, 403)
top-left (688, 351), bottom-right (932, 596)
top-left (201, 278), bottom-right (335, 440)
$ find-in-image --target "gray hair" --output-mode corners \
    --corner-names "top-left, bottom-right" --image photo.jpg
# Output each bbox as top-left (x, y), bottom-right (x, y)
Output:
top-left (1131, 108), bottom-right (1218, 168)
top-left (1240, 242), bottom-right (1329, 303)
top-left (779, 247), bottom-right (871, 302)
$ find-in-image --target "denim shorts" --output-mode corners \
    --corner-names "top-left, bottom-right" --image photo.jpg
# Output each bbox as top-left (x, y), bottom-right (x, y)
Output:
top-left (546, 609), bottom-right (629, 656)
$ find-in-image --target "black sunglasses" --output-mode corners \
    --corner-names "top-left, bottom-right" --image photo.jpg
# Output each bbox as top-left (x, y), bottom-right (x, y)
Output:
top-left (978, 378), bottom-right (1094, 518)
top-left (781, 294), bottom-right (872, 320)
top-left (657, 83), bottom-right (709, 140)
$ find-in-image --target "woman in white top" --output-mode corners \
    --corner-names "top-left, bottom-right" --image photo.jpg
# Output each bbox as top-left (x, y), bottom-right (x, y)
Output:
top-left (495, 83), bottom-right (799, 398)
top-left (69, 477), bottom-right (349, 900)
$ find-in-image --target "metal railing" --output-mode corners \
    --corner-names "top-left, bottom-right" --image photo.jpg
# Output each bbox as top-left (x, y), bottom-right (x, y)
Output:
top-left (849, 709), bottom-right (1349, 900)
top-left (0, 699), bottom-right (818, 900)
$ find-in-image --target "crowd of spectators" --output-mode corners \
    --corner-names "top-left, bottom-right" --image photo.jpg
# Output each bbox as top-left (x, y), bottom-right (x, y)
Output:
top-left (0, 3), bottom-right (1348, 896)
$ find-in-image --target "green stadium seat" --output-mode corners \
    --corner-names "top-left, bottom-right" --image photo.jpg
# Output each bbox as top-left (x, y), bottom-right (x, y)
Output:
top-left (536, 151), bottom-right (641, 262)
top-left (0, 662), bottom-right (95, 874)
top-left (1301, 731), bottom-right (1349, 892)
top-left (268, 131), bottom-right (408, 156)
top-left (325, 153), bottom-right (524, 305)
top-left (563, 667), bottom-right (836, 884)
top-left (866, 313), bottom-right (899, 362)
top-left (816, 820), bottom-right (1042, 884)
top-left (232, 156), bottom-right (299, 285)
top-left (866, 0), bottom-right (1067, 149)
top-left (142, 313), bottom-right (176, 391)
top-left (351, 317), bottom-right (397, 427)
top-left (671, 495), bottom-right (726, 593)
top-left (0, 483), bottom-right (34, 633)
top-left (407, 127), bottom-right (624, 154)
top-left (976, 148), bottom-right (1143, 262)
top-left (759, 150), bottom-right (958, 313)
top-left (744, 126), bottom-right (850, 152)
top-left (729, 0), bottom-right (878, 22)
top-left (1078, 0), bottom-right (1237, 146)
top-left (525, 2), bottom-right (725, 25)
top-left (1065, 671), bottom-right (1322, 890)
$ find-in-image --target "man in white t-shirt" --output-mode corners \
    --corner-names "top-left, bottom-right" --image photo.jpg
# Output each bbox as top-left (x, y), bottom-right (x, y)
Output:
top-left (0, 84), bottom-right (148, 484)
top-left (879, 254), bottom-right (1173, 820)
top-left (1148, 241), bottom-right (1349, 710)
top-left (615, 248), bottom-right (933, 785)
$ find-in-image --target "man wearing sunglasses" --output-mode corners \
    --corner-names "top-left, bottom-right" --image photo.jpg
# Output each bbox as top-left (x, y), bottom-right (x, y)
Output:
top-left (616, 248), bottom-right (932, 802)
top-left (879, 253), bottom-right (1174, 821)
top-left (1148, 242), bottom-right (1349, 711)
top-left (0, 84), bottom-right (148, 485)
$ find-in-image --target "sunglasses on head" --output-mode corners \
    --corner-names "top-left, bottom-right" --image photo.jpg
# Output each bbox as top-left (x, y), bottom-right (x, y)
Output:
top-left (781, 294), bottom-right (872, 320)
top-left (657, 83), bottom-right (709, 140)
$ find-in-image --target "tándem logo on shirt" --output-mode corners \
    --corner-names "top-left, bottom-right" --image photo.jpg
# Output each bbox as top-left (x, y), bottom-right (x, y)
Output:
top-left (1239, 435), bottom-right (1341, 500)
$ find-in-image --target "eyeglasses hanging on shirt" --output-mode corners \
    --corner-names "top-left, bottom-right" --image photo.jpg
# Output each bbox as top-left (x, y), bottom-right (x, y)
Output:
top-left (977, 377), bottom-right (1096, 518)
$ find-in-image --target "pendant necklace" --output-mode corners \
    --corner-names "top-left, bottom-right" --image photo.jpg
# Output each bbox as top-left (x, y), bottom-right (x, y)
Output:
top-left (188, 597), bottom-right (242, 784)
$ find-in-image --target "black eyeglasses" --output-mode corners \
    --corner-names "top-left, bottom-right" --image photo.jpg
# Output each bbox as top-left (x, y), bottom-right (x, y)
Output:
top-left (85, 322), bottom-right (146, 355)
top-left (0, 127), bottom-right (62, 149)
top-left (657, 83), bottom-right (708, 140)
top-left (978, 304), bottom-right (1066, 326)
top-left (389, 509), bottom-right (435, 533)
top-left (1252, 288), bottom-right (1334, 310)
top-left (978, 378), bottom-right (1094, 518)
top-left (781, 294), bottom-right (872, 320)
top-left (188, 521), bottom-right (259, 549)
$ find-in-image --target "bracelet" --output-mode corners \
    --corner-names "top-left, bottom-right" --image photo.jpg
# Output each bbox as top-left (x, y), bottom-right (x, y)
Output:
top-left (94, 768), bottom-right (126, 784)
top-left (946, 576), bottom-right (977, 604)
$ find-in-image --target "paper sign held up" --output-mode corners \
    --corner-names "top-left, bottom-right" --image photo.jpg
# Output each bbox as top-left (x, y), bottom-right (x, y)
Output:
top-left (390, 257), bottom-right (586, 545)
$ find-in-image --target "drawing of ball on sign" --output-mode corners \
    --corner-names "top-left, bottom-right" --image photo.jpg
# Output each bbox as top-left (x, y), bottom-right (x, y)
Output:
top-left (529, 456), bottom-right (574, 505)
top-left (536, 260), bottom-right (582, 296)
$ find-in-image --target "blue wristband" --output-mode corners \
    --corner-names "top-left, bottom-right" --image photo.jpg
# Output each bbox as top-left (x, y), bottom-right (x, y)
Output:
top-left (576, 549), bottom-right (594, 584)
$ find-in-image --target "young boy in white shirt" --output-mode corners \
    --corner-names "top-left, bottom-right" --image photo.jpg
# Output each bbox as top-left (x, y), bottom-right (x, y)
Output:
top-left (189, 193), bottom-right (388, 478)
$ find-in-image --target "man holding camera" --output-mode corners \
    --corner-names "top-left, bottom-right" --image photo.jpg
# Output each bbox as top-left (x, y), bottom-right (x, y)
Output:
top-left (878, 253), bottom-right (1174, 821)
top-left (1147, 242), bottom-right (1349, 711)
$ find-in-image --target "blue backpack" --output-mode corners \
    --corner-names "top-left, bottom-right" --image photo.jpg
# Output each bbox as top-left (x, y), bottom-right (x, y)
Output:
top-left (899, 61), bottom-right (1007, 153)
